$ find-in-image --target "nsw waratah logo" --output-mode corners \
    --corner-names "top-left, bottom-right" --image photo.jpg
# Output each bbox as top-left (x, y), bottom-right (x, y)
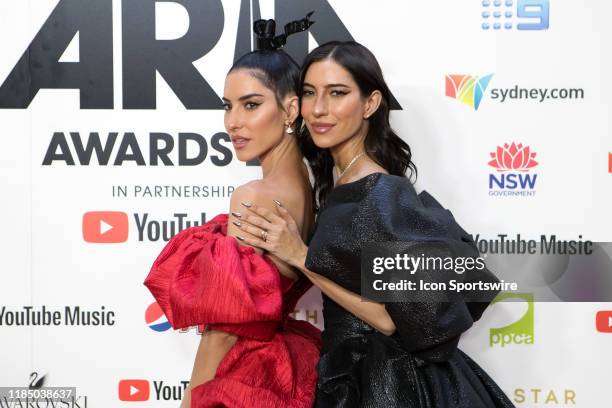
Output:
top-left (445, 74), bottom-right (494, 111)
top-left (488, 142), bottom-right (538, 197)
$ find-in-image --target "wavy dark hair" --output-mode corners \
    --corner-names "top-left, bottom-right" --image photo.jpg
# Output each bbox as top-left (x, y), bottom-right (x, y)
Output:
top-left (297, 41), bottom-right (417, 209)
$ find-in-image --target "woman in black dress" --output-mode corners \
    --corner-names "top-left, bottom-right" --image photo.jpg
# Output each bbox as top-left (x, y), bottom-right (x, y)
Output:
top-left (233, 41), bottom-right (515, 407)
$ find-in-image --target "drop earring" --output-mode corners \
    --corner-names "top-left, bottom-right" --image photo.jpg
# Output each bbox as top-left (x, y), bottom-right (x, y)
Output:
top-left (285, 122), bottom-right (294, 134)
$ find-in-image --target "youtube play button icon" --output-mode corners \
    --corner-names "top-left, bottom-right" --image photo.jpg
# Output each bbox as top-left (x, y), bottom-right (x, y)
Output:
top-left (83, 211), bottom-right (128, 243)
top-left (118, 379), bottom-right (150, 401)
top-left (596, 311), bottom-right (612, 333)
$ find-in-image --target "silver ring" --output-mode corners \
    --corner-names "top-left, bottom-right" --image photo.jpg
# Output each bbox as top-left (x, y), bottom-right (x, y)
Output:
top-left (261, 230), bottom-right (268, 242)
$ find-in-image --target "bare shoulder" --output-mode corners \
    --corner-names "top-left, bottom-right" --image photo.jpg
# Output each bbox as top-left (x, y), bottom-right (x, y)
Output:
top-left (229, 180), bottom-right (279, 213)
top-left (227, 179), bottom-right (307, 281)
top-left (227, 181), bottom-right (282, 247)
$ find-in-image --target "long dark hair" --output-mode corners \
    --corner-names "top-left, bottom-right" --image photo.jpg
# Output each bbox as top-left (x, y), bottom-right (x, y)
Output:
top-left (297, 41), bottom-right (417, 209)
top-left (229, 49), bottom-right (300, 110)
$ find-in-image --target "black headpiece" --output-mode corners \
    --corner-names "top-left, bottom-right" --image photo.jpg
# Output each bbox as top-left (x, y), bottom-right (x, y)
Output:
top-left (253, 11), bottom-right (315, 51)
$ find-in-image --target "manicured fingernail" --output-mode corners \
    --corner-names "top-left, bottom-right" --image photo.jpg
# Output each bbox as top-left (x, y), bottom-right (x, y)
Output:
top-left (273, 199), bottom-right (282, 207)
top-left (241, 201), bottom-right (252, 208)
top-left (236, 235), bottom-right (245, 241)
top-left (231, 211), bottom-right (242, 218)
top-left (232, 220), bottom-right (242, 227)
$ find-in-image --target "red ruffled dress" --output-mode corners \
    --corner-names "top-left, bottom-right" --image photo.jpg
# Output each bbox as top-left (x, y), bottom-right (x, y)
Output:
top-left (144, 214), bottom-right (322, 408)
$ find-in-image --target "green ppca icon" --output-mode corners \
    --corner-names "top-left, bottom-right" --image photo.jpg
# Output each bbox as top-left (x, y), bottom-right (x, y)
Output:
top-left (489, 293), bottom-right (534, 347)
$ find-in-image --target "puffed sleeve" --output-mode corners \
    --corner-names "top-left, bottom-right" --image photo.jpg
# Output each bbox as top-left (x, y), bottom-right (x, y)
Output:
top-left (306, 174), bottom-right (501, 365)
top-left (143, 214), bottom-right (283, 341)
top-left (370, 180), bottom-right (500, 365)
top-left (382, 239), bottom-right (480, 365)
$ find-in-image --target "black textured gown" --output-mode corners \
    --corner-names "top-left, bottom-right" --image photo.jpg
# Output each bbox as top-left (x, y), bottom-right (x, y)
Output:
top-left (305, 173), bottom-right (515, 408)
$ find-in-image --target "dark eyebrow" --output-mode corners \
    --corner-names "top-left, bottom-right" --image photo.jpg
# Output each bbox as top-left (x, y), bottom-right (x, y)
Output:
top-left (222, 93), bottom-right (265, 103)
top-left (303, 82), bottom-right (350, 89)
top-left (239, 93), bottom-right (264, 101)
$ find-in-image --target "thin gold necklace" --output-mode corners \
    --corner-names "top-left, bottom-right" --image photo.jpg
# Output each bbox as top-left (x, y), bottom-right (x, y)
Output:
top-left (336, 152), bottom-right (365, 182)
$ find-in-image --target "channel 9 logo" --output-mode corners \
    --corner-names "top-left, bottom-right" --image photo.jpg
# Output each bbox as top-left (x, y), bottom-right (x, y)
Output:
top-left (481, 0), bottom-right (550, 31)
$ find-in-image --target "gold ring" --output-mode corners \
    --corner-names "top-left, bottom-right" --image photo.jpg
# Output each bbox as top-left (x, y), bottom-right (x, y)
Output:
top-left (261, 230), bottom-right (268, 242)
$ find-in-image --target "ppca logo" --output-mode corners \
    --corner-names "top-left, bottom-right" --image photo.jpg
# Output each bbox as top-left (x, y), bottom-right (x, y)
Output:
top-left (489, 293), bottom-right (534, 347)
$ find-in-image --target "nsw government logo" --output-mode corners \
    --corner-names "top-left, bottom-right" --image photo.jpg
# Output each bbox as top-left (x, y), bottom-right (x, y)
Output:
top-left (488, 142), bottom-right (538, 197)
top-left (490, 293), bottom-right (534, 347)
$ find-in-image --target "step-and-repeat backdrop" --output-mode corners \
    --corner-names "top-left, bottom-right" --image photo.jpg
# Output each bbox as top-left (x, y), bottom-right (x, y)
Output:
top-left (1, 0), bottom-right (611, 406)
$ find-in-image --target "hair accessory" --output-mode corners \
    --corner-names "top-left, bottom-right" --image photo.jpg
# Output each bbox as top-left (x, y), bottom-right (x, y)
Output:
top-left (254, 11), bottom-right (315, 51)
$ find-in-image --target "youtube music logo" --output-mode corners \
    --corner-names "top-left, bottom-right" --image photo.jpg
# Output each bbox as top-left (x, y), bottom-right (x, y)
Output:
top-left (596, 311), bottom-right (612, 333)
top-left (83, 211), bottom-right (128, 243)
top-left (118, 379), bottom-right (150, 401)
top-left (83, 211), bottom-right (206, 243)
top-left (119, 378), bottom-right (189, 401)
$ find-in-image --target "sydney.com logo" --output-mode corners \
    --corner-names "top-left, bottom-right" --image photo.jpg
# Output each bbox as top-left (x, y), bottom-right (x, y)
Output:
top-left (445, 74), bottom-right (584, 111)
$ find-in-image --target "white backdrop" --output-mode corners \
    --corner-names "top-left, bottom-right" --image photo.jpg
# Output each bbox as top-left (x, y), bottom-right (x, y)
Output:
top-left (1, 0), bottom-right (611, 406)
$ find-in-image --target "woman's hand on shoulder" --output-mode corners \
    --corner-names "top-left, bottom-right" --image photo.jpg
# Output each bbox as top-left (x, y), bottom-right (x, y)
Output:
top-left (230, 198), bottom-right (308, 268)
top-left (226, 182), bottom-right (269, 254)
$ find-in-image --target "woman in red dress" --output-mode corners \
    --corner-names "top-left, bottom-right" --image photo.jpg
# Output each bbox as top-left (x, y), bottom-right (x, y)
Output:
top-left (144, 15), bottom-right (321, 408)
